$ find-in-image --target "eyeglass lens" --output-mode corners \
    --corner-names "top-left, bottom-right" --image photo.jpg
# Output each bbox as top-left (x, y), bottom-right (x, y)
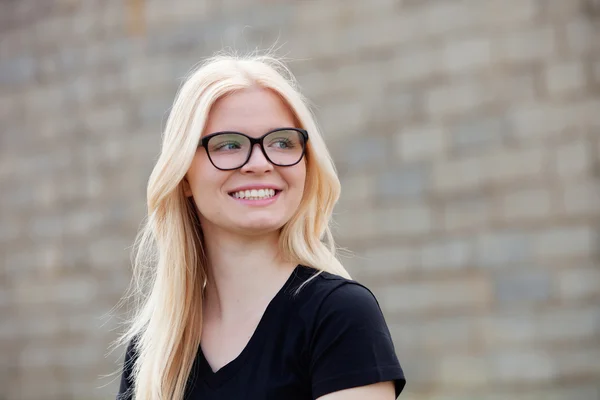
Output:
top-left (206, 129), bottom-right (305, 170)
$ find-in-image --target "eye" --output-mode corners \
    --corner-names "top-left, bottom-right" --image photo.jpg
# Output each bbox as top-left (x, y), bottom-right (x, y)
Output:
top-left (212, 141), bottom-right (242, 151)
top-left (269, 137), bottom-right (295, 149)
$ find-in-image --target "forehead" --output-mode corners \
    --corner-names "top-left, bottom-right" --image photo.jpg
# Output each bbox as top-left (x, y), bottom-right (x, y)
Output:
top-left (203, 87), bottom-right (296, 137)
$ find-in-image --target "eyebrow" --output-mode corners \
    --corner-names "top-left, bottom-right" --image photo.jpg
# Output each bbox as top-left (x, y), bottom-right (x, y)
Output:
top-left (203, 126), bottom-right (299, 136)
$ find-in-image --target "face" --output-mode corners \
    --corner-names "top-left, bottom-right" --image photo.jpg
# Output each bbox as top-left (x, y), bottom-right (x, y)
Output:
top-left (184, 87), bottom-right (307, 237)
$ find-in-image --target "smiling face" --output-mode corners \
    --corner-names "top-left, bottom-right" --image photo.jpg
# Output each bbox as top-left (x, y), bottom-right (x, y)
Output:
top-left (184, 87), bottom-right (307, 237)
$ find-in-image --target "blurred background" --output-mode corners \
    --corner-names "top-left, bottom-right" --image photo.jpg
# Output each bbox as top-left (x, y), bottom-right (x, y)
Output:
top-left (1, 0), bottom-right (600, 399)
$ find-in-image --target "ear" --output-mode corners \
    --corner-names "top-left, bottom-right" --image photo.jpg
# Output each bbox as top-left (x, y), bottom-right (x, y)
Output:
top-left (182, 177), bottom-right (193, 197)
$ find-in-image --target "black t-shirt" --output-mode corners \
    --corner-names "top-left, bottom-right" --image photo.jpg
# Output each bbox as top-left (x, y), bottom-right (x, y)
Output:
top-left (118, 265), bottom-right (405, 399)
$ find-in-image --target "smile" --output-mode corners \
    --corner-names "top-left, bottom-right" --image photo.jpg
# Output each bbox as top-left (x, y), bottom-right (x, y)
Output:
top-left (229, 188), bottom-right (279, 200)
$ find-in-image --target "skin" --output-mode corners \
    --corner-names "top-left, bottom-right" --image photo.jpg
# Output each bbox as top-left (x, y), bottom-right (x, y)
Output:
top-left (183, 87), bottom-right (395, 400)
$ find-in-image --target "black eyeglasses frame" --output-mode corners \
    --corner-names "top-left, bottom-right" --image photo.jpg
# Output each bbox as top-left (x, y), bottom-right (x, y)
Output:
top-left (198, 127), bottom-right (309, 171)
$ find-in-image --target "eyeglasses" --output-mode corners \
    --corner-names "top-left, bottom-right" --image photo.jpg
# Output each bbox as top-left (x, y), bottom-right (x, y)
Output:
top-left (198, 128), bottom-right (309, 171)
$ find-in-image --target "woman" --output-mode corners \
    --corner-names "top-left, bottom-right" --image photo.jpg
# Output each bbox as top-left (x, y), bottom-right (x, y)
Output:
top-left (115, 53), bottom-right (405, 400)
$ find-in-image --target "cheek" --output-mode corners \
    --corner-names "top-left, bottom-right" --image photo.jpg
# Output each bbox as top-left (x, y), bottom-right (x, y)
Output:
top-left (284, 162), bottom-right (307, 191)
top-left (187, 154), bottom-right (225, 200)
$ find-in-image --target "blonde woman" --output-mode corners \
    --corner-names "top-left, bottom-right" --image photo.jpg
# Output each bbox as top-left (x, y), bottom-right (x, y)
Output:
top-left (116, 53), bottom-right (405, 400)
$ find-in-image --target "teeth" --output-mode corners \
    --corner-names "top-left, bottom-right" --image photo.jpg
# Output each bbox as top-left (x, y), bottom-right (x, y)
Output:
top-left (231, 188), bottom-right (276, 200)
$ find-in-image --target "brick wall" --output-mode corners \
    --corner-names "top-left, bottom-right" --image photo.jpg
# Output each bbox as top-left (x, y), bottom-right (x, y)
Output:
top-left (1, 0), bottom-right (599, 399)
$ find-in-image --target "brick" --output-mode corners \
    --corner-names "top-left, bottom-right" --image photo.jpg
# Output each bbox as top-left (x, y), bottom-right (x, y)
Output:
top-left (432, 157), bottom-right (481, 194)
top-left (294, 0), bottom-right (342, 26)
top-left (558, 348), bottom-right (600, 378)
top-left (337, 172), bottom-right (372, 208)
top-left (480, 147), bottom-right (545, 185)
top-left (492, 72), bottom-right (537, 103)
top-left (419, 316), bottom-right (476, 352)
top-left (442, 37), bottom-right (492, 73)
top-left (368, 88), bottom-right (418, 126)
top-left (37, 245), bottom-right (62, 276)
top-left (419, 1), bottom-right (476, 36)
top-left (478, 0), bottom-right (539, 25)
top-left (23, 84), bottom-right (65, 118)
top-left (387, 355), bottom-right (437, 389)
top-left (565, 18), bottom-right (600, 56)
top-left (594, 59), bottom-right (600, 85)
top-left (502, 187), bottom-right (553, 221)
top-left (0, 56), bottom-right (36, 86)
top-left (4, 249), bottom-right (41, 280)
top-left (84, 103), bottom-right (129, 136)
top-left (0, 93), bottom-right (15, 121)
top-left (338, 136), bottom-right (388, 170)
top-left (125, 58), bottom-right (172, 93)
top-left (536, 307), bottom-right (600, 343)
top-left (493, 270), bottom-right (553, 304)
top-left (136, 96), bottom-right (173, 129)
top-left (510, 99), bottom-right (600, 140)
top-left (0, 286), bottom-right (10, 309)
top-left (19, 312), bottom-right (61, 338)
top-left (475, 231), bottom-right (532, 267)
top-left (375, 163), bottom-right (429, 199)
top-left (57, 46), bottom-right (85, 76)
top-left (557, 265), bottom-right (600, 300)
top-left (378, 276), bottom-right (490, 314)
top-left (92, 71), bottom-right (126, 103)
top-left (563, 179), bottom-right (600, 215)
top-left (372, 203), bottom-right (433, 237)
top-left (0, 216), bottom-right (20, 244)
top-left (508, 103), bottom-right (567, 141)
top-left (342, 13), bottom-right (415, 52)
top-left (71, 6), bottom-right (102, 38)
top-left (489, 350), bottom-right (557, 384)
top-left (0, 313), bottom-right (18, 341)
top-left (51, 277), bottom-right (97, 305)
top-left (425, 81), bottom-right (492, 118)
top-left (362, 245), bottom-right (416, 274)
top-left (146, 0), bottom-right (212, 25)
top-left (533, 226), bottom-right (597, 259)
top-left (439, 354), bottom-right (487, 387)
top-left (544, 61), bottom-right (586, 96)
top-left (542, 0), bottom-right (585, 20)
top-left (18, 345), bottom-right (56, 369)
top-left (335, 209), bottom-right (376, 241)
top-left (59, 342), bottom-right (106, 368)
top-left (387, 322), bottom-right (422, 355)
top-left (478, 313), bottom-right (537, 346)
top-left (318, 99), bottom-right (366, 142)
top-left (450, 115), bottom-right (510, 154)
top-left (556, 140), bottom-right (593, 178)
top-left (55, 66), bottom-right (87, 100)
top-left (392, 46), bottom-right (442, 83)
top-left (88, 236), bottom-right (130, 270)
top-left (420, 237), bottom-right (473, 270)
top-left (35, 53), bottom-right (61, 83)
top-left (396, 125), bottom-right (446, 162)
top-left (497, 26), bottom-right (556, 64)
top-left (443, 196), bottom-right (490, 231)
top-left (294, 26), bottom-right (345, 60)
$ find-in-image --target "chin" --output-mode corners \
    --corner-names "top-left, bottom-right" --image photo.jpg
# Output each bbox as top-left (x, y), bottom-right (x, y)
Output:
top-left (235, 216), bottom-right (288, 235)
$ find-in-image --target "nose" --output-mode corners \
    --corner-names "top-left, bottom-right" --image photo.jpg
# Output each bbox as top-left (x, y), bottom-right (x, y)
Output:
top-left (240, 144), bottom-right (273, 174)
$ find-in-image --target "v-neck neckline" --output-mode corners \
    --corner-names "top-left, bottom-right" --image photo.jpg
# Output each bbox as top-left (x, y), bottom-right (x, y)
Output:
top-left (194, 265), bottom-right (302, 389)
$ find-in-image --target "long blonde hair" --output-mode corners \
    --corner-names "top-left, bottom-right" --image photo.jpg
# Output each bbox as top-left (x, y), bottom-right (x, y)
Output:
top-left (114, 52), bottom-right (350, 400)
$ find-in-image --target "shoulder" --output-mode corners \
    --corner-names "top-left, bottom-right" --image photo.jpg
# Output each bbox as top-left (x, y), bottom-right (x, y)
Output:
top-left (290, 266), bottom-right (384, 326)
top-left (291, 267), bottom-right (405, 398)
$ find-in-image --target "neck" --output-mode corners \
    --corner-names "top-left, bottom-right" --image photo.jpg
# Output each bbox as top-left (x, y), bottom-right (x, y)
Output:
top-left (201, 225), bottom-right (296, 323)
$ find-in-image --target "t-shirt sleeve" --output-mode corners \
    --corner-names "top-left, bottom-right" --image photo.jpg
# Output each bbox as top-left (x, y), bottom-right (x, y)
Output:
top-left (309, 282), bottom-right (406, 399)
top-left (116, 338), bottom-right (137, 400)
